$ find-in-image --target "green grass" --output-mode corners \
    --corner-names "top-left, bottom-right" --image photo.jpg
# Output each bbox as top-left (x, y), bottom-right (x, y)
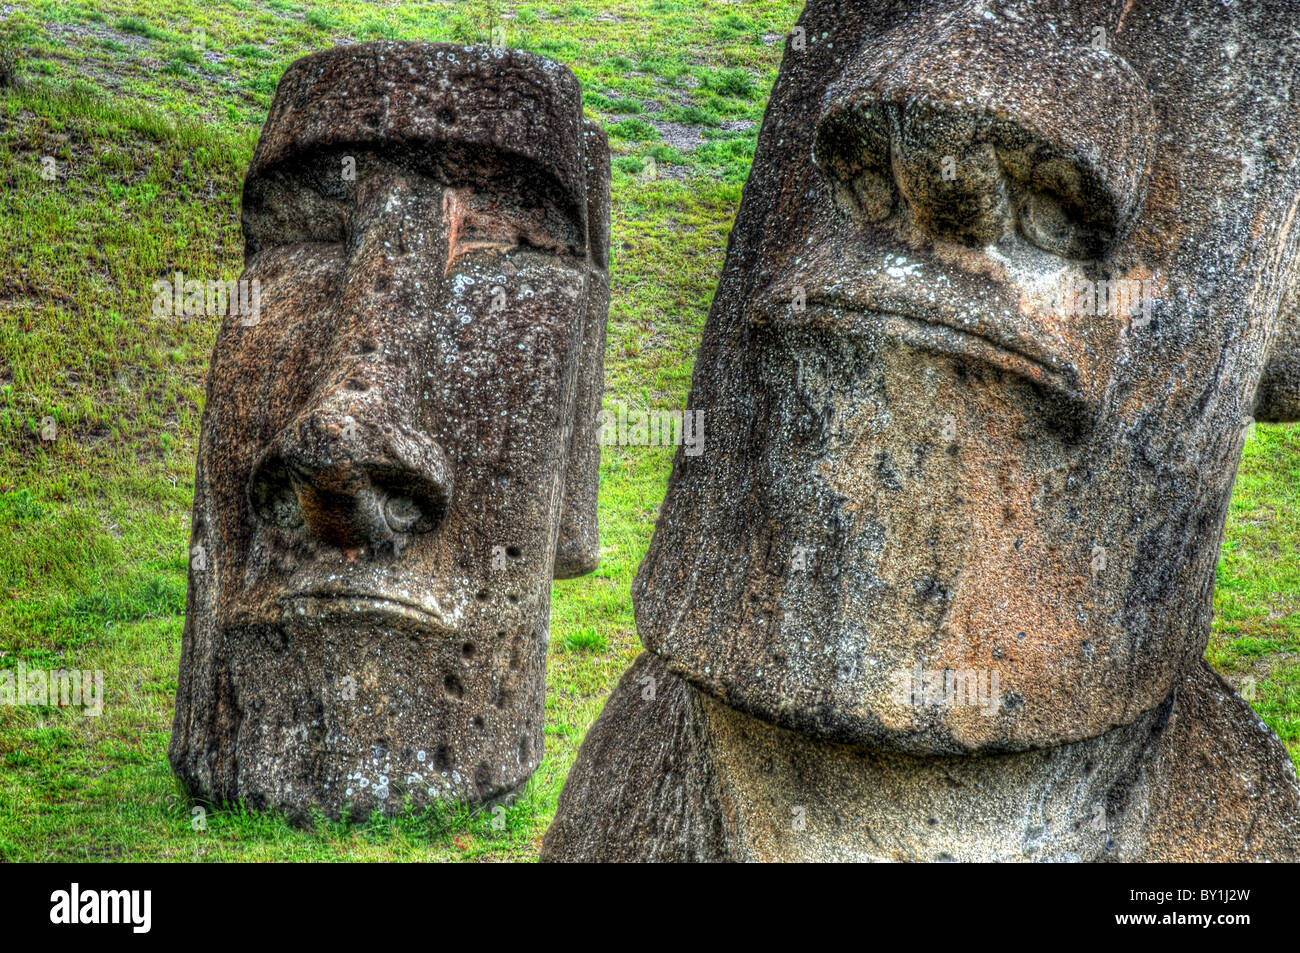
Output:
top-left (0, 0), bottom-right (1296, 863)
top-left (1207, 424), bottom-right (1300, 755)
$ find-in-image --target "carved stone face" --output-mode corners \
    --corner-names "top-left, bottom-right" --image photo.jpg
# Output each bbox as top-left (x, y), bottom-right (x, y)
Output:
top-left (170, 43), bottom-right (609, 819)
top-left (634, 0), bottom-right (1300, 753)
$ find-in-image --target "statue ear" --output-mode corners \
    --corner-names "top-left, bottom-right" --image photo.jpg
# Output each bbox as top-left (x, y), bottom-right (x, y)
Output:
top-left (554, 121), bottom-right (610, 579)
top-left (1254, 268), bottom-right (1300, 423)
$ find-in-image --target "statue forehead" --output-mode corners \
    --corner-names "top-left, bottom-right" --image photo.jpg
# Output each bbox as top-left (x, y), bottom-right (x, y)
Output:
top-left (799, 0), bottom-right (1294, 171)
top-left (247, 41), bottom-right (592, 204)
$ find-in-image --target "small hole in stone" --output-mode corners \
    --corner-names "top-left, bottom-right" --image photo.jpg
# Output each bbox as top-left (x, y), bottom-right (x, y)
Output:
top-left (475, 589), bottom-right (489, 602)
top-left (434, 745), bottom-right (451, 770)
top-left (506, 545), bottom-right (521, 559)
top-left (444, 673), bottom-right (463, 699)
top-left (473, 715), bottom-right (484, 729)
top-left (519, 735), bottom-right (530, 763)
top-left (506, 592), bottom-right (519, 605)
top-left (462, 641), bottom-right (475, 658)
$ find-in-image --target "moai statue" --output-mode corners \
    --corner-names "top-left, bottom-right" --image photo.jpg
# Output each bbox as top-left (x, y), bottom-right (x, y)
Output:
top-left (170, 42), bottom-right (610, 822)
top-left (545, 0), bottom-right (1300, 861)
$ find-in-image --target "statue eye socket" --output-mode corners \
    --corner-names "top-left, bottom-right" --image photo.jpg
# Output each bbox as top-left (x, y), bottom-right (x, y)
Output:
top-left (250, 468), bottom-right (305, 529)
top-left (447, 184), bottom-right (584, 261)
top-left (243, 178), bottom-right (349, 253)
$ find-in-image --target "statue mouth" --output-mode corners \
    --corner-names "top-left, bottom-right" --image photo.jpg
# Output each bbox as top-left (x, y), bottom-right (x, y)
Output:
top-left (278, 589), bottom-right (452, 632)
top-left (752, 291), bottom-right (1089, 421)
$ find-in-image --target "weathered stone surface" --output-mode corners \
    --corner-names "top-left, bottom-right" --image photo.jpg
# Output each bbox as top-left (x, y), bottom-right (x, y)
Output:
top-left (544, 655), bottom-right (1300, 862)
top-left (545, 655), bottom-right (734, 863)
top-left (170, 42), bottom-right (610, 821)
top-left (1255, 269), bottom-right (1300, 423)
top-left (634, 0), bottom-right (1300, 752)
top-left (549, 0), bottom-right (1300, 860)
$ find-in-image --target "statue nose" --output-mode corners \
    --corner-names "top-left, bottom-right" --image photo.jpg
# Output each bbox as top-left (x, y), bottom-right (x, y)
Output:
top-left (812, 20), bottom-right (1155, 258)
top-left (249, 385), bottom-right (453, 551)
top-left (814, 99), bottom-right (1013, 247)
top-left (890, 104), bottom-right (1011, 247)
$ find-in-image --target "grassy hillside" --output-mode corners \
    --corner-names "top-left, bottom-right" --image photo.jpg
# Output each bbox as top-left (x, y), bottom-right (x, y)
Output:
top-left (0, 0), bottom-right (1295, 861)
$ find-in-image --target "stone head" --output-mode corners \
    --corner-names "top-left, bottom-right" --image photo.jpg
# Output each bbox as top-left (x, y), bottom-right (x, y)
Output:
top-left (170, 42), bottom-right (610, 817)
top-left (634, 0), bottom-right (1300, 753)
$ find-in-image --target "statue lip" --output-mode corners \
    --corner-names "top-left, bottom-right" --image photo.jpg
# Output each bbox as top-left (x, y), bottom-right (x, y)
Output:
top-left (753, 291), bottom-right (1089, 417)
top-left (278, 589), bottom-right (452, 631)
